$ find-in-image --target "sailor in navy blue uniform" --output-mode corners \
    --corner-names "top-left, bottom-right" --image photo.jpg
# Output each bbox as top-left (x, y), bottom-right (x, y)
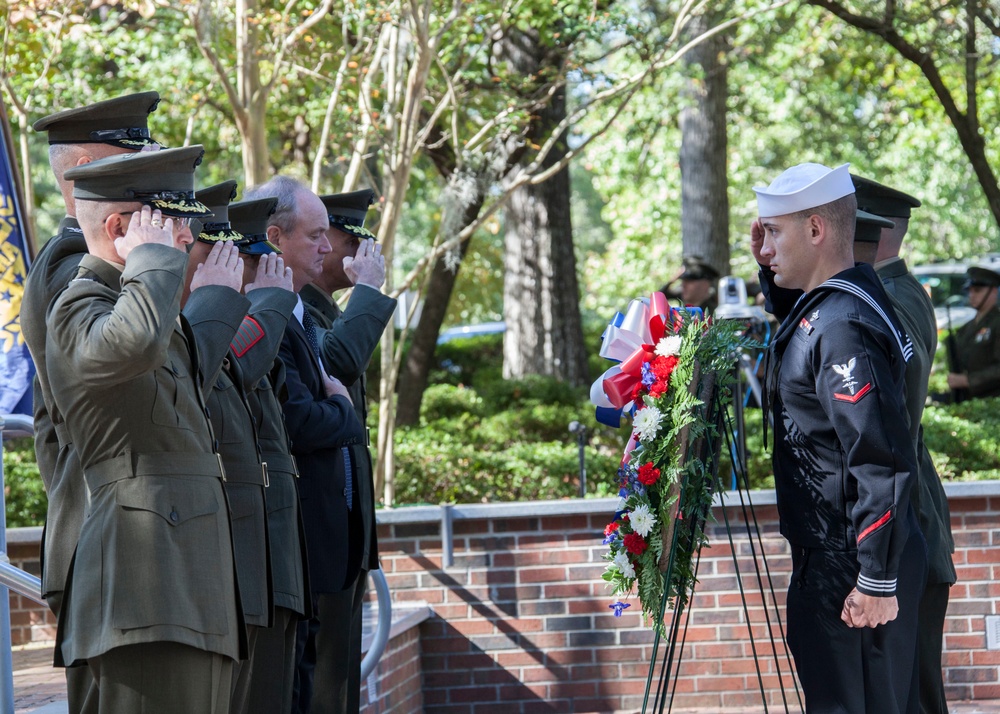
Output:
top-left (753, 163), bottom-right (927, 714)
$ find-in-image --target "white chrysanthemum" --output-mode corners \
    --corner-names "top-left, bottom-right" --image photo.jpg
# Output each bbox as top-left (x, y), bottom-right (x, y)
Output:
top-left (613, 551), bottom-right (636, 579)
top-left (632, 406), bottom-right (663, 442)
top-left (655, 335), bottom-right (682, 357)
top-left (629, 503), bottom-right (656, 538)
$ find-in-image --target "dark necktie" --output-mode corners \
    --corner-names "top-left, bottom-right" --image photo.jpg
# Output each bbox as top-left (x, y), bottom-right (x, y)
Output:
top-left (301, 308), bottom-right (322, 365)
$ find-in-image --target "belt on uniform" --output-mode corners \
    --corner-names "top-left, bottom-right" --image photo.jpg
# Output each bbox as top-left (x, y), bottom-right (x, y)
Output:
top-left (53, 422), bottom-right (71, 446)
top-left (259, 451), bottom-right (298, 477)
top-left (217, 453), bottom-right (269, 486)
top-left (84, 451), bottom-right (225, 492)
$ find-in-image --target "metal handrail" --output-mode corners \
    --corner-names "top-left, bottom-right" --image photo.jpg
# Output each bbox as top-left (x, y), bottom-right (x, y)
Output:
top-left (1, 413), bottom-right (43, 714)
top-left (361, 568), bottom-right (391, 680)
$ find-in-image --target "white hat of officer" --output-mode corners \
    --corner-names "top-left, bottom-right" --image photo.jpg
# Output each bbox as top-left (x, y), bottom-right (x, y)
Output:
top-left (754, 163), bottom-right (854, 217)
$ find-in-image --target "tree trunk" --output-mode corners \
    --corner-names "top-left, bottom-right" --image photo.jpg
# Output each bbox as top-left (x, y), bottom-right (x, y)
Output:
top-left (678, 14), bottom-right (730, 274)
top-left (501, 30), bottom-right (588, 387)
top-left (395, 197), bottom-right (482, 426)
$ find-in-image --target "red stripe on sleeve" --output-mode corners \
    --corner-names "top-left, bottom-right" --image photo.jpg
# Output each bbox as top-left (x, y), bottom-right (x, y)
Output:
top-left (857, 508), bottom-right (893, 544)
top-left (231, 317), bottom-right (264, 357)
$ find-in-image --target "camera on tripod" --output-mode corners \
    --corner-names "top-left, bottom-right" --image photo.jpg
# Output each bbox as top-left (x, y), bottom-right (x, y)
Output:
top-left (713, 276), bottom-right (767, 323)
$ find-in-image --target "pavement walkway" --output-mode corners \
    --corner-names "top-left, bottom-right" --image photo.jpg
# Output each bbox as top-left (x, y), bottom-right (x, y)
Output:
top-left (12, 642), bottom-right (1000, 713)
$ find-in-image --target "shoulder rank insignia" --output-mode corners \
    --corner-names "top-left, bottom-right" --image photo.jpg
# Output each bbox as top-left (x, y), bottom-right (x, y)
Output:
top-left (231, 316), bottom-right (264, 357)
top-left (831, 357), bottom-right (872, 403)
top-left (799, 316), bottom-right (814, 335)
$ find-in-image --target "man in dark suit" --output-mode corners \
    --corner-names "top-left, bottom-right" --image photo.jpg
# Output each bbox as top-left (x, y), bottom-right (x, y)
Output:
top-left (301, 189), bottom-right (396, 712)
top-left (22, 92), bottom-right (163, 714)
top-left (44, 146), bottom-right (249, 712)
top-left (243, 177), bottom-right (365, 714)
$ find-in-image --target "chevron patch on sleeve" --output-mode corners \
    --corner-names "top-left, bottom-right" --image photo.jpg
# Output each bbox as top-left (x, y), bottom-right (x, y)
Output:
top-left (231, 316), bottom-right (265, 357)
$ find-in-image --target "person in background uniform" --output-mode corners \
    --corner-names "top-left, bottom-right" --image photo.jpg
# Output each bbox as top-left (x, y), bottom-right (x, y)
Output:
top-left (660, 255), bottom-right (720, 313)
top-left (754, 162), bottom-right (926, 714)
top-left (242, 176), bottom-right (365, 714)
top-left (21, 92), bottom-right (162, 714)
top-left (301, 188), bottom-right (396, 713)
top-left (854, 175), bottom-right (957, 714)
top-left (231, 195), bottom-right (313, 714)
top-left (183, 180), bottom-right (297, 714)
top-left (44, 146), bottom-right (249, 713)
top-left (948, 263), bottom-right (1000, 399)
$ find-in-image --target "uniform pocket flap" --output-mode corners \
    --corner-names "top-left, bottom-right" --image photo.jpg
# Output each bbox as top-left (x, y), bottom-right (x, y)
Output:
top-left (116, 477), bottom-right (220, 526)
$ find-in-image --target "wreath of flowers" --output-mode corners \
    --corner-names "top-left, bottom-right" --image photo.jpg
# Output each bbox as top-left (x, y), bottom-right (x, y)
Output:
top-left (591, 293), bottom-right (745, 632)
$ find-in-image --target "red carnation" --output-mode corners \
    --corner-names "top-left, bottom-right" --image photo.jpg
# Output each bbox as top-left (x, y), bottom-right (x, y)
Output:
top-left (648, 380), bottom-right (667, 398)
top-left (623, 532), bottom-right (647, 555)
top-left (651, 355), bottom-right (679, 381)
top-left (637, 462), bottom-right (661, 486)
top-left (604, 521), bottom-right (620, 537)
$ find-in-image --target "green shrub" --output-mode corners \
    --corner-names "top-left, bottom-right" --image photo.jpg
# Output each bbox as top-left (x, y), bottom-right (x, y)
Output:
top-left (923, 397), bottom-right (1000, 479)
top-left (2, 437), bottom-right (46, 528)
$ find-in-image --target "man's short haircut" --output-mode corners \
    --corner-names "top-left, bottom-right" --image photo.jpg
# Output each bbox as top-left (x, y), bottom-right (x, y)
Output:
top-left (794, 193), bottom-right (857, 249)
top-left (243, 175), bottom-right (305, 234)
top-left (49, 144), bottom-right (86, 182)
top-left (75, 199), bottom-right (142, 236)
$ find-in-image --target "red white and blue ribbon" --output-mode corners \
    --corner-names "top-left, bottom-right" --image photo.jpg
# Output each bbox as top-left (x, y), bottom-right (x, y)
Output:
top-left (590, 293), bottom-right (702, 430)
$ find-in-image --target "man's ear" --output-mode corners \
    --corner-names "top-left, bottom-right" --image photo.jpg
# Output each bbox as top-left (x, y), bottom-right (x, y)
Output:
top-left (75, 155), bottom-right (93, 167)
top-left (104, 212), bottom-right (127, 241)
top-left (267, 225), bottom-right (282, 248)
top-left (808, 214), bottom-right (825, 245)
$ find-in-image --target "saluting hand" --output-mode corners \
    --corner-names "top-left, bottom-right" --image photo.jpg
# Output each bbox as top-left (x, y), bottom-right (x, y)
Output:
top-left (841, 588), bottom-right (898, 628)
top-left (343, 238), bottom-right (386, 289)
top-left (116, 206), bottom-right (176, 262)
top-left (750, 219), bottom-right (768, 267)
top-left (246, 253), bottom-right (294, 293)
top-left (190, 242), bottom-right (244, 294)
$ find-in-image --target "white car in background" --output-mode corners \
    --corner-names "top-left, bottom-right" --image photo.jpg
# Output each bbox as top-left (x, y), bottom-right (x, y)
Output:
top-left (911, 262), bottom-right (976, 332)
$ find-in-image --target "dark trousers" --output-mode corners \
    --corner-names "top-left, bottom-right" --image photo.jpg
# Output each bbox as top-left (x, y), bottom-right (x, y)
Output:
top-left (292, 573), bottom-right (368, 714)
top-left (918, 582), bottom-right (951, 714)
top-left (786, 525), bottom-right (927, 714)
top-left (230, 624), bottom-right (259, 714)
top-left (247, 607), bottom-right (299, 714)
top-left (47, 590), bottom-right (98, 714)
top-left (88, 641), bottom-right (233, 714)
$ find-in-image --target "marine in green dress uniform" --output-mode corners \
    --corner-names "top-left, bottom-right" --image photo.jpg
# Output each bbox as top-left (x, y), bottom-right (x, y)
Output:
top-left (182, 181), bottom-right (297, 714)
top-left (231, 195), bottom-right (312, 714)
top-left (22, 92), bottom-right (162, 714)
top-left (301, 188), bottom-right (396, 713)
top-left (855, 174), bottom-right (957, 714)
top-left (948, 263), bottom-right (1000, 400)
top-left (47, 146), bottom-right (248, 713)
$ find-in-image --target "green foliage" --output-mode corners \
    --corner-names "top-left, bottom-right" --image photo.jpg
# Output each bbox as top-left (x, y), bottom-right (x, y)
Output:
top-left (1, 438), bottom-right (46, 528)
top-left (923, 397), bottom-right (1000, 480)
top-left (393, 346), bottom-right (625, 504)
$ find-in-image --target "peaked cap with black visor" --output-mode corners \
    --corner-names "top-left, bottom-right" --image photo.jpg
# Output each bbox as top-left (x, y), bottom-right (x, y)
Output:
top-left (33, 91), bottom-right (163, 150)
top-left (319, 188), bottom-right (377, 240)
top-left (64, 145), bottom-right (213, 218)
top-left (193, 180), bottom-right (242, 244)
top-left (229, 197), bottom-right (281, 256)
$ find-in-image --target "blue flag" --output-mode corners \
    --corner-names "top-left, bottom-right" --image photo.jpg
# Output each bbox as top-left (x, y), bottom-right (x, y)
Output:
top-left (0, 113), bottom-right (33, 416)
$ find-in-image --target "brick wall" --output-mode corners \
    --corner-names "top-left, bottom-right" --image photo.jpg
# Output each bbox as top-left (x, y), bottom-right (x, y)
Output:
top-left (374, 485), bottom-right (1000, 713)
top-left (6, 530), bottom-right (56, 646)
top-left (5, 483), bottom-right (1000, 711)
top-left (361, 624), bottom-right (424, 714)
